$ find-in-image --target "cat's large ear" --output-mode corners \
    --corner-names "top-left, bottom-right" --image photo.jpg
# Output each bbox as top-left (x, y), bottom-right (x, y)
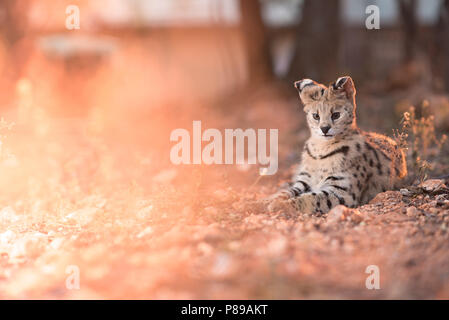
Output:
top-left (329, 76), bottom-right (356, 100)
top-left (294, 79), bottom-right (326, 105)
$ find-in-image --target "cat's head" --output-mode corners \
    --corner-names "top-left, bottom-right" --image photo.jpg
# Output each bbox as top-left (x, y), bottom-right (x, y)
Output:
top-left (294, 76), bottom-right (357, 140)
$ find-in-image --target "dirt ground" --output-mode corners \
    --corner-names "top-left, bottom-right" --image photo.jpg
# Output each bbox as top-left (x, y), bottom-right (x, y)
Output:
top-left (0, 82), bottom-right (448, 299)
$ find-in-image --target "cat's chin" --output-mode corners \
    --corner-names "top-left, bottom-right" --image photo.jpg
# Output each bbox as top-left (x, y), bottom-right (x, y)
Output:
top-left (312, 134), bottom-right (335, 141)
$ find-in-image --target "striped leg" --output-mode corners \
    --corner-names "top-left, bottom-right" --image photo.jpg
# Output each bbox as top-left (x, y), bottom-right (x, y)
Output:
top-left (293, 185), bottom-right (358, 214)
top-left (278, 178), bottom-right (312, 198)
top-left (267, 178), bottom-right (312, 213)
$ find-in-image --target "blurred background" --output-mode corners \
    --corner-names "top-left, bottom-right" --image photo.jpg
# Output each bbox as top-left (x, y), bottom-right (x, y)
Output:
top-left (1, 0), bottom-right (449, 113)
top-left (0, 0), bottom-right (449, 299)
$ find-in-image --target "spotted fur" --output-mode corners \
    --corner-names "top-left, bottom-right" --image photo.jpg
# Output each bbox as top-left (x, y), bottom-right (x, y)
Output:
top-left (269, 76), bottom-right (407, 214)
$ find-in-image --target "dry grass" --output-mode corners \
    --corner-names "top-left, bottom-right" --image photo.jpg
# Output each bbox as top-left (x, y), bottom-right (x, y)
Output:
top-left (394, 102), bottom-right (448, 184)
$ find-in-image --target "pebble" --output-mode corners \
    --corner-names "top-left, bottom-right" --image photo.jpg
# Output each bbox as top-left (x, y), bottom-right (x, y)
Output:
top-left (420, 179), bottom-right (446, 192)
top-left (137, 205), bottom-right (153, 219)
top-left (65, 207), bottom-right (99, 226)
top-left (327, 205), bottom-right (363, 224)
top-left (136, 226), bottom-right (153, 238)
top-left (0, 230), bottom-right (16, 245)
top-left (197, 242), bottom-right (213, 255)
top-left (211, 253), bottom-right (234, 278)
top-left (327, 205), bottom-right (348, 222)
top-left (0, 207), bottom-right (19, 223)
top-left (406, 206), bottom-right (419, 217)
top-left (266, 236), bottom-right (287, 255)
top-left (49, 238), bottom-right (64, 250)
top-left (350, 211), bottom-right (364, 224)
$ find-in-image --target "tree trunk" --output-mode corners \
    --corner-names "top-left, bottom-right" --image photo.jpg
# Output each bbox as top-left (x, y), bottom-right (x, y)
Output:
top-left (0, 0), bottom-right (29, 77)
top-left (239, 0), bottom-right (273, 85)
top-left (437, 0), bottom-right (449, 91)
top-left (399, 0), bottom-right (418, 63)
top-left (0, 0), bottom-right (26, 45)
top-left (287, 0), bottom-right (341, 83)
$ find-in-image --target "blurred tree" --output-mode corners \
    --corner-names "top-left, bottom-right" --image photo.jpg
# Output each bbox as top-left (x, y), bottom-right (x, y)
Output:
top-left (0, 0), bottom-right (29, 77)
top-left (435, 0), bottom-right (449, 92)
top-left (239, 0), bottom-right (273, 85)
top-left (0, 0), bottom-right (27, 46)
top-left (287, 0), bottom-right (341, 82)
top-left (399, 0), bottom-right (418, 63)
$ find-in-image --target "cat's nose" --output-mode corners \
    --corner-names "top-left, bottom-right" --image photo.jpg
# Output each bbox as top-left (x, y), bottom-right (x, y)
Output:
top-left (320, 126), bottom-right (331, 134)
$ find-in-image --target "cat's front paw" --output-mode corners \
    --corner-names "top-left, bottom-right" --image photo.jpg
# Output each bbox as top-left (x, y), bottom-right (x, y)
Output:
top-left (296, 193), bottom-right (319, 214)
top-left (267, 197), bottom-right (296, 214)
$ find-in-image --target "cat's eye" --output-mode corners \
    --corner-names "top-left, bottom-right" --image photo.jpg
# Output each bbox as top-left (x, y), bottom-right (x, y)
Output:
top-left (312, 113), bottom-right (320, 120)
top-left (331, 112), bottom-right (340, 120)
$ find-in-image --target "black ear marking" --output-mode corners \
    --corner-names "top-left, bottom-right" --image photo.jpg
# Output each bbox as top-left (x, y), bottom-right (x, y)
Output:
top-left (333, 77), bottom-right (348, 90)
top-left (337, 77), bottom-right (347, 87)
top-left (294, 79), bottom-right (315, 92)
top-left (330, 76), bottom-right (356, 99)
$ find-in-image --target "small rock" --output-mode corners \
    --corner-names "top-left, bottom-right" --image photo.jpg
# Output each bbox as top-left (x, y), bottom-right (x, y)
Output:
top-left (10, 235), bottom-right (45, 259)
top-left (406, 206), bottom-right (419, 217)
top-left (136, 226), bottom-right (153, 238)
top-left (349, 211), bottom-right (364, 224)
top-left (327, 205), bottom-right (362, 223)
top-left (197, 242), bottom-right (213, 255)
top-left (137, 204), bottom-right (153, 219)
top-left (266, 236), bottom-right (288, 255)
top-left (231, 201), bottom-right (245, 211)
top-left (49, 237), bottom-right (64, 250)
top-left (65, 207), bottom-right (99, 226)
top-left (0, 207), bottom-right (19, 223)
top-left (211, 252), bottom-right (235, 278)
top-left (369, 191), bottom-right (402, 204)
top-left (0, 230), bottom-right (16, 245)
top-left (327, 205), bottom-right (348, 222)
top-left (400, 188), bottom-right (412, 196)
top-left (420, 179), bottom-right (447, 192)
